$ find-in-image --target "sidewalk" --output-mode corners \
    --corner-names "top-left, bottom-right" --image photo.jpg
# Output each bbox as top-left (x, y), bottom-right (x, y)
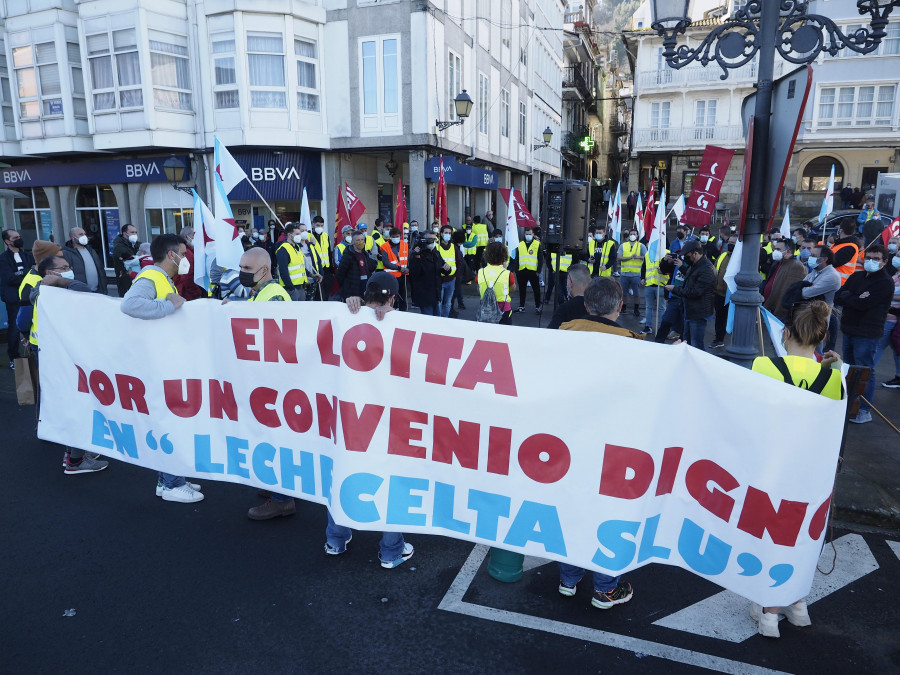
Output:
top-left (451, 280), bottom-right (900, 531)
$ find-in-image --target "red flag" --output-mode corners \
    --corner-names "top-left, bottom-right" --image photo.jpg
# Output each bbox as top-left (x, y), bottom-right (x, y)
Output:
top-left (334, 185), bottom-right (351, 240)
top-left (395, 178), bottom-right (408, 228)
top-left (882, 215), bottom-right (900, 248)
top-left (345, 182), bottom-right (366, 227)
top-left (642, 180), bottom-right (657, 241)
top-left (682, 145), bottom-right (735, 228)
top-left (435, 156), bottom-right (448, 226)
top-left (498, 188), bottom-right (537, 229)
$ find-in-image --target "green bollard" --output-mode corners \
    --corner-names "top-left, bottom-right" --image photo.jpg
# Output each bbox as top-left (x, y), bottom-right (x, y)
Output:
top-left (487, 547), bottom-right (524, 582)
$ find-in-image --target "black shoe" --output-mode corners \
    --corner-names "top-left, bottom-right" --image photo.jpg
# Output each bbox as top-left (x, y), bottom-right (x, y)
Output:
top-left (633, 307), bottom-right (640, 317)
top-left (458, 302), bottom-right (467, 310)
top-left (592, 581), bottom-right (633, 609)
top-left (449, 309), bottom-right (459, 318)
top-left (882, 376), bottom-right (900, 389)
top-left (516, 306), bottom-right (525, 313)
top-left (709, 340), bottom-right (725, 349)
top-left (535, 306), bottom-right (542, 314)
top-left (641, 326), bottom-right (652, 335)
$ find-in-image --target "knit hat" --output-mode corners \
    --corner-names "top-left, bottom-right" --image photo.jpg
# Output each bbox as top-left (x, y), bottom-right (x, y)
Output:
top-left (32, 240), bottom-right (61, 264)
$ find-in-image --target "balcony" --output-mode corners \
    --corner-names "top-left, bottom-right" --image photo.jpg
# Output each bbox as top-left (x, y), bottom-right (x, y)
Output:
top-left (633, 125), bottom-right (744, 149)
top-left (562, 65), bottom-right (592, 102)
top-left (637, 60), bottom-right (784, 91)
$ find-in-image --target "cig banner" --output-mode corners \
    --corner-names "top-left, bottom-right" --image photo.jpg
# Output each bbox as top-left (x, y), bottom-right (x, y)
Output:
top-left (681, 145), bottom-right (736, 228)
top-left (37, 288), bottom-right (845, 606)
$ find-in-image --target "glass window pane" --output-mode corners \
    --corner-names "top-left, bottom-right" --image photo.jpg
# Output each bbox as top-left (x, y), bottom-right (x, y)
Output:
top-left (383, 39), bottom-right (398, 115)
top-left (362, 41), bottom-right (376, 114)
top-left (76, 186), bottom-right (98, 208)
top-left (39, 64), bottom-right (61, 95)
top-left (19, 100), bottom-right (39, 118)
top-left (99, 185), bottom-right (116, 207)
top-left (295, 39), bottom-right (316, 58)
top-left (116, 51), bottom-right (141, 86)
top-left (215, 89), bottom-right (239, 109)
top-left (93, 92), bottom-right (115, 110)
top-left (67, 42), bottom-right (81, 64)
top-left (35, 43), bottom-right (56, 65)
top-left (119, 88), bottom-right (143, 107)
top-left (72, 67), bottom-right (85, 95)
top-left (90, 56), bottom-right (114, 89)
top-left (250, 90), bottom-right (286, 108)
top-left (74, 98), bottom-right (87, 117)
top-left (248, 34), bottom-right (283, 53)
top-left (42, 98), bottom-right (63, 115)
top-left (297, 61), bottom-right (316, 88)
top-left (113, 29), bottom-right (137, 51)
top-left (86, 34), bottom-right (109, 56)
top-left (16, 68), bottom-right (37, 98)
top-left (34, 188), bottom-right (50, 208)
top-left (215, 57), bottom-right (236, 85)
top-left (212, 35), bottom-right (236, 54)
top-left (12, 46), bottom-right (33, 67)
top-left (298, 92), bottom-right (319, 111)
top-left (248, 54), bottom-right (284, 86)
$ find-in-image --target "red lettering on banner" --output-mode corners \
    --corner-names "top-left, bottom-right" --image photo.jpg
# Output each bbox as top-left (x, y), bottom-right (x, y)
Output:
top-left (737, 486), bottom-right (807, 546)
top-left (339, 400), bottom-right (384, 451)
top-left (685, 459), bottom-right (739, 522)
top-left (486, 426), bottom-right (512, 476)
top-left (89, 370), bottom-right (116, 406)
top-left (418, 333), bottom-right (464, 385)
top-left (262, 319), bottom-right (297, 363)
top-left (655, 446), bottom-right (684, 496)
top-left (316, 393), bottom-right (337, 442)
top-left (317, 320), bottom-right (340, 366)
top-left (390, 328), bottom-right (416, 378)
top-left (341, 324), bottom-right (383, 372)
top-left (388, 408), bottom-right (429, 458)
top-left (518, 434), bottom-right (571, 483)
top-left (599, 444), bottom-right (655, 499)
top-left (209, 380), bottom-right (237, 421)
top-left (164, 379), bottom-right (202, 418)
top-left (808, 495), bottom-right (831, 540)
top-left (249, 387), bottom-right (279, 428)
top-left (231, 318), bottom-right (260, 361)
top-left (114, 374), bottom-right (148, 414)
top-left (452, 340), bottom-right (518, 397)
top-left (76, 365), bottom-right (89, 393)
top-left (283, 389), bottom-right (313, 433)
top-left (432, 417), bottom-right (480, 469)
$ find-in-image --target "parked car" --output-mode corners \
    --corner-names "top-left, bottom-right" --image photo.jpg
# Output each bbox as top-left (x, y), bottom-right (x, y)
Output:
top-left (799, 209), bottom-right (893, 239)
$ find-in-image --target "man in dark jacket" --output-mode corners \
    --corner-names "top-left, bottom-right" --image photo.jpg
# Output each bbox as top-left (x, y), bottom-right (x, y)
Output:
top-left (665, 240), bottom-right (715, 351)
top-left (111, 223), bottom-right (139, 297)
top-left (0, 229), bottom-right (35, 368)
top-left (62, 226), bottom-right (107, 294)
top-left (336, 230), bottom-right (377, 300)
top-left (548, 263), bottom-right (591, 329)
top-left (408, 231), bottom-right (442, 315)
top-left (835, 244), bottom-right (894, 424)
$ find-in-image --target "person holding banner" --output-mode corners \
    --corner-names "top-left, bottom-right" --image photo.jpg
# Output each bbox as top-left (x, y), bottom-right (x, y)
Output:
top-left (750, 300), bottom-right (844, 637)
top-left (276, 224), bottom-right (308, 301)
top-left (311, 215), bottom-right (333, 300)
top-left (121, 234), bottom-right (203, 503)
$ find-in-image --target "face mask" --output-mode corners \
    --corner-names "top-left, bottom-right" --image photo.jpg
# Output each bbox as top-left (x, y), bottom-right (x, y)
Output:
top-left (10, 237), bottom-right (23, 249)
top-left (411, 226), bottom-right (418, 233)
top-left (239, 269), bottom-right (259, 288)
top-left (176, 254), bottom-right (190, 276)
top-left (629, 235), bottom-right (637, 242)
top-left (792, 236), bottom-right (799, 244)
top-left (799, 248), bottom-right (811, 261)
top-left (442, 234), bottom-right (451, 243)
top-left (771, 250), bottom-right (784, 262)
top-left (432, 227), bottom-right (439, 234)
top-left (888, 243), bottom-right (898, 253)
top-left (426, 242), bottom-right (436, 250)
top-left (806, 257), bottom-right (819, 269)
top-left (344, 235), bottom-right (352, 244)
top-left (128, 234), bottom-right (138, 244)
top-left (77, 235), bottom-right (89, 246)
top-left (494, 237), bottom-right (502, 243)
top-left (354, 240), bottom-right (365, 251)
top-left (594, 233), bottom-right (603, 241)
top-left (676, 232), bottom-right (685, 240)
top-left (525, 235), bottom-right (533, 242)
top-left (391, 237), bottom-right (400, 245)
top-left (252, 231), bottom-right (260, 239)
top-left (863, 260), bottom-right (881, 273)
top-left (293, 234), bottom-right (304, 244)
top-left (314, 227), bottom-right (324, 235)
top-left (700, 235), bottom-right (709, 243)
top-left (60, 270), bottom-right (75, 280)
top-left (893, 256), bottom-right (900, 268)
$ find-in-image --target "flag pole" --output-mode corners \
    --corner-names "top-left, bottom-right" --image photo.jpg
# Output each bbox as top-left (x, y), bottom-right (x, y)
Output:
top-left (756, 307), bottom-right (766, 356)
top-left (245, 181), bottom-right (285, 229)
top-left (655, 286), bottom-right (660, 336)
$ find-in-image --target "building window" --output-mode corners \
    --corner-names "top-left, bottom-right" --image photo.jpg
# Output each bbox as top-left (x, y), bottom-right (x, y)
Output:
top-left (359, 36), bottom-right (401, 133)
top-left (801, 156), bottom-right (844, 191)
top-left (655, 48), bottom-right (672, 85)
top-left (13, 188), bottom-right (52, 249)
top-left (501, 0), bottom-right (511, 48)
top-left (144, 185), bottom-right (194, 236)
top-left (518, 100), bottom-right (526, 145)
top-left (75, 185), bottom-right (118, 269)
top-left (211, 31), bottom-right (238, 110)
top-left (650, 101), bottom-right (671, 140)
top-left (478, 72), bottom-right (489, 135)
top-left (0, 38), bottom-right (17, 131)
top-left (12, 41), bottom-right (62, 119)
top-left (694, 99), bottom-right (717, 139)
top-left (839, 22), bottom-right (900, 57)
top-left (149, 31), bottom-right (191, 111)
top-left (448, 49), bottom-right (462, 121)
top-left (295, 38), bottom-right (319, 112)
top-left (818, 84), bottom-right (896, 127)
top-left (500, 88), bottom-right (510, 138)
top-left (519, 47), bottom-right (527, 66)
top-left (247, 32), bottom-right (286, 109)
top-left (87, 29), bottom-right (142, 111)
top-left (68, 42), bottom-right (87, 118)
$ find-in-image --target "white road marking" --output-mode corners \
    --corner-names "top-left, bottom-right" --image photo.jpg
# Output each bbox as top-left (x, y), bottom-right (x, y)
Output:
top-left (887, 540), bottom-right (900, 561)
top-left (522, 555), bottom-right (550, 573)
top-left (439, 544), bottom-right (791, 675)
top-left (653, 534), bottom-right (879, 643)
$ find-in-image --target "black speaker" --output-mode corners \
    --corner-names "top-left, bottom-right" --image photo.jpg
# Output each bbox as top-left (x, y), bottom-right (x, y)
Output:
top-left (541, 179), bottom-right (566, 245)
top-left (564, 180), bottom-right (590, 251)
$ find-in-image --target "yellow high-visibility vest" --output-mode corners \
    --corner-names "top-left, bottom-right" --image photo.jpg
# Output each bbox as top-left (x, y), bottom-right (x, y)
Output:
top-left (478, 265), bottom-right (511, 303)
top-left (472, 222), bottom-right (490, 247)
top-left (438, 243), bottom-right (457, 275)
top-left (18, 270), bottom-right (41, 302)
top-left (277, 243), bottom-right (308, 286)
top-left (549, 253), bottom-right (572, 272)
top-left (620, 241), bottom-right (643, 275)
top-left (135, 267), bottom-right (177, 298)
top-left (314, 232), bottom-right (331, 269)
top-left (517, 239), bottom-right (540, 271)
top-left (250, 280), bottom-right (291, 301)
top-left (644, 250), bottom-right (669, 287)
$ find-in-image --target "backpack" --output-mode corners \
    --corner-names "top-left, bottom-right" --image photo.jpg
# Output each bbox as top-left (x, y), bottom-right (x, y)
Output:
top-left (476, 269), bottom-right (504, 323)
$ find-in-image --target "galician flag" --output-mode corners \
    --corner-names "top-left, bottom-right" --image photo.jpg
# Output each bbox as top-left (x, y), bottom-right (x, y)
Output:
top-left (818, 164), bottom-right (835, 223)
top-left (760, 306), bottom-right (788, 358)
top-left (505, 188), bottom-right (520, 256)
top-left (647, 186), bottom-right (667, 263)
top-left (610, 181), bottom-right (622, 243)
top-left (299, 188), bottom-right (311, 227)
top-left (780, 204), bottom-right (792, 240)
top-left (212, 168), bottom-right (244, 270)
top-left (672, 194), bottom-right (686, 223)
top-left (214, 136), bottom-right (248, 195)
top-left (723, 236), bottom-right (745, 334)
top-left (634, 193), bottom-right (644, 239)
top-left (191, 190), bottom-right (216, 290)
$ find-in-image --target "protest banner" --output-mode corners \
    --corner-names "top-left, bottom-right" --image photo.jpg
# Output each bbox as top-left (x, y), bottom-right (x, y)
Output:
top-left (681, 145), bottom-right (735, 229)
top-left (37, 288), bottom-right (846, 606)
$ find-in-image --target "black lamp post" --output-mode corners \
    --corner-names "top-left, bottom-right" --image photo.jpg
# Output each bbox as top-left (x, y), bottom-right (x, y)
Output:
top-left (162, 155), bottom-right (198, 195)
top-left (436, 90), bottom-right (474, 131)
top-left (650, 0), bottom-right (899, 367)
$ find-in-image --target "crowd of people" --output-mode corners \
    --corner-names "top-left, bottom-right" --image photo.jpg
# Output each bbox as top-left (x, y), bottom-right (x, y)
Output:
top-left (0, 194), bottom-right (897, 626)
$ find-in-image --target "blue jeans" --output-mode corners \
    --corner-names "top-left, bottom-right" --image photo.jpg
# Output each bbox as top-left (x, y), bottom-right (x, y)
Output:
top-left (644, 285), bottom-right (666, 330)
top-left (325, 510), bottom-right (405, 563)
top-left (685, 318), bottom-right (707, 351)
top-left (558, 562), bottom-right (618, 593)
top-left (843, 333), bottom-right (879, 412)
top-left (875, 320), bottom-right (900, 377)
top-left (419, 303), bottom-right (440, 316)
top-left (440, 279), bottom-right (455, 317)
top-left (158, 472), bottom-right (186, 489)
top-left (619, 275), bottom-right (642, 311)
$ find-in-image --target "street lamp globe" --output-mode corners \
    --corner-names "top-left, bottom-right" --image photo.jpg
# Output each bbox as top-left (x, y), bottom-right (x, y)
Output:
top-left (650, 0), bottom-right (692, 30)
top-left (162, 155), bottom-right (187, 184)
top-left (454, 90), bottom-right (474, 119)
top-left (542, 127), bottom-right (553, 145)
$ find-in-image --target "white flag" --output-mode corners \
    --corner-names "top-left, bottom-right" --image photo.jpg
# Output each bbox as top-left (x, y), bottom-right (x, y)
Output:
top-left (818, 164), bottom-right (835, 224)
top-left (214, 136), bottom-right (248, 195)
top-left (723, 237), bottom-right (744, 300)
top-left (634, 194), bottom-right (644, 239)
top-left (672, 194), bottom-right (686, 222)
top-left (299, 188), bottom-right (311, 228)
top-left (610, 181), bottom-right (622, 243)
top-left (760, 306), bottom-right (788, 358)
top-left (212, 169), bottom-right (244, 270)
top-left (505, 189), bottom-right (520, 256)
top-left (648, 186), bottom-right (667, 263)
top-left (191, 190), bottom-right (216, 290)
top-left (780, 204), bottom-right (792, 240)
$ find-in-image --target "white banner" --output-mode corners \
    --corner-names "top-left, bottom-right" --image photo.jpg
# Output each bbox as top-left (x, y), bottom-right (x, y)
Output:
top-left (37, 288), bottom-right (846, 606)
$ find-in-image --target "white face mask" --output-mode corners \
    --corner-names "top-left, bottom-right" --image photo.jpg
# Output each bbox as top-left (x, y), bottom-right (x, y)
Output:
top-left (525, 235), bottom-right (533, 242)
top-left (173, 253), bottom-right (190, 275)
top-left (432, 227), bottom-right (440, 234)
top-left (771, 250), bottom-right (784, 262)
top-left (344, 235), bottom-right (352, 244)
top-left (410, 226), bottom-right (418, 233)
top-left (594, 233), bottom-right (603, 241)
top-left (127, 233), bottom-right (138, 243)
top-left (391, 237), bottom-right (400, 244)
top-left (60, 270), bottom-right (75, 280)
top-left (494, 237), bottom-right (502, 243)
top-left (893, 256), bottom-right (900, 268)
top-left (863, 259), bottom-right (881, 273)
top-left (252, 231), bottom-right (260, 239)
top-left (442, 233), bottom-right (451, 242)
top-left (314, 226), bottom-right (323, 235)
top-left (629, 235), bottom-right (637, 242)
top-left (700, 235), bottom-right (709, 243)
top-left (77, 235), bottom-right (89, 246)
top-left (427, 242), bottom-right (436, 250)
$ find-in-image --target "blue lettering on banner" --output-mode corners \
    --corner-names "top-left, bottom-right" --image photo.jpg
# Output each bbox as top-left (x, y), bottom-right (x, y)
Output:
top-left (386, 475), bottom-right (429, 526)
top-left (503, 501), bottom-right (567, 556)
top-left (0, 157), bottom-right (190, 189)
top-left (432, 482), bottom-right (471, 535)
top-left (425, 156), bottom-right (498, 190)
top-left (91, 410), bottom-right (138, 458)
top-left (341, 472), bottom-right (383, 523)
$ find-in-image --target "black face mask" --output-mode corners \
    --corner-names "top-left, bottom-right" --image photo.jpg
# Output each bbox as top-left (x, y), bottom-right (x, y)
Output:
top-left (10, 238), bottom-right (23, 249)
top-left (239, 269), bottom-right (259, 288)
top-left (728, 244), bottom-right (736, 252)
top-left (676, 232), bottom-right (685, 240)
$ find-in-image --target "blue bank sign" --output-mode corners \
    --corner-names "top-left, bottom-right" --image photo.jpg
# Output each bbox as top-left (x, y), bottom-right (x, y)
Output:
top-left (227, 150), bottom-right (322, 201)
top-left (0, 156), bottom-right (191, 189)
top-left (425, 156), bottom-right (498, 189)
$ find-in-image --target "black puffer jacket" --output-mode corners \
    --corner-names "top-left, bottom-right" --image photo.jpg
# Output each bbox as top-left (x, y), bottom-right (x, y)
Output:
top-left (671, 255), bottom-right (716, 320)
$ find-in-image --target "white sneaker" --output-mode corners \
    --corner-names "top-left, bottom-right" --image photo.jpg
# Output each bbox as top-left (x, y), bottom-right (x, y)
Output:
top-left (156, 480), bottom-right (201, 497)
top-left (750, 603), bottom-right (780, 638)
top-left (782, 599), bottom-right (811, 627)
top-left (161, 484), bottom-right (204, 503)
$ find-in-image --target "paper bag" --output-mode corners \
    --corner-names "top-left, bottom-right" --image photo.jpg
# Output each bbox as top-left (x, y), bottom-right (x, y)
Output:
top-left (14, 357), bottom-right (34, 406)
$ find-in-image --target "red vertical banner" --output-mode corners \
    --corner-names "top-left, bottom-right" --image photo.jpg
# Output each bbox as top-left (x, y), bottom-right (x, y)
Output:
top-left (435, 156), bottom-right (448, 226)
top-left (642, 180), bottom-right (657, 241)
top-left (345, 182), bottom-right (366, 227)
top-left (499, 188), bottom-right (537, 229)
top-left (681, 145), bottom-right (735, 229)
top-left (334, 186), bottom-right (352, 240)
top-left (395, 178), bottom-right (408, 227)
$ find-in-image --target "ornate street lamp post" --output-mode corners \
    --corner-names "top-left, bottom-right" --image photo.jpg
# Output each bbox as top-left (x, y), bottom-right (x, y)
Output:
top-left (650, 0), bottom-right (899, 367)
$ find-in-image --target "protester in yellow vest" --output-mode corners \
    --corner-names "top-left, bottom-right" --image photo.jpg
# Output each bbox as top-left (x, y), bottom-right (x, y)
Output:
top-left (471, 215), bottom-right (490, 269)
top-left (619, 228), bottom-right (647, 318)
top-left (121, 233), bottom-right (203, 504)
top-left (276, 224), bottom-right (309, 301)
top-left (312, 215), bottom-right (333, 299)
top-left (515, 227), bottom-right (543, 313)
top-left (334, 225), bottom-right (354, 267)
top-left (478, 241), bottom-right (515, 324)
top-left (588, 225), bottom-right (617, 277)
top-left (643, 244), bottom-right (670, 336)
